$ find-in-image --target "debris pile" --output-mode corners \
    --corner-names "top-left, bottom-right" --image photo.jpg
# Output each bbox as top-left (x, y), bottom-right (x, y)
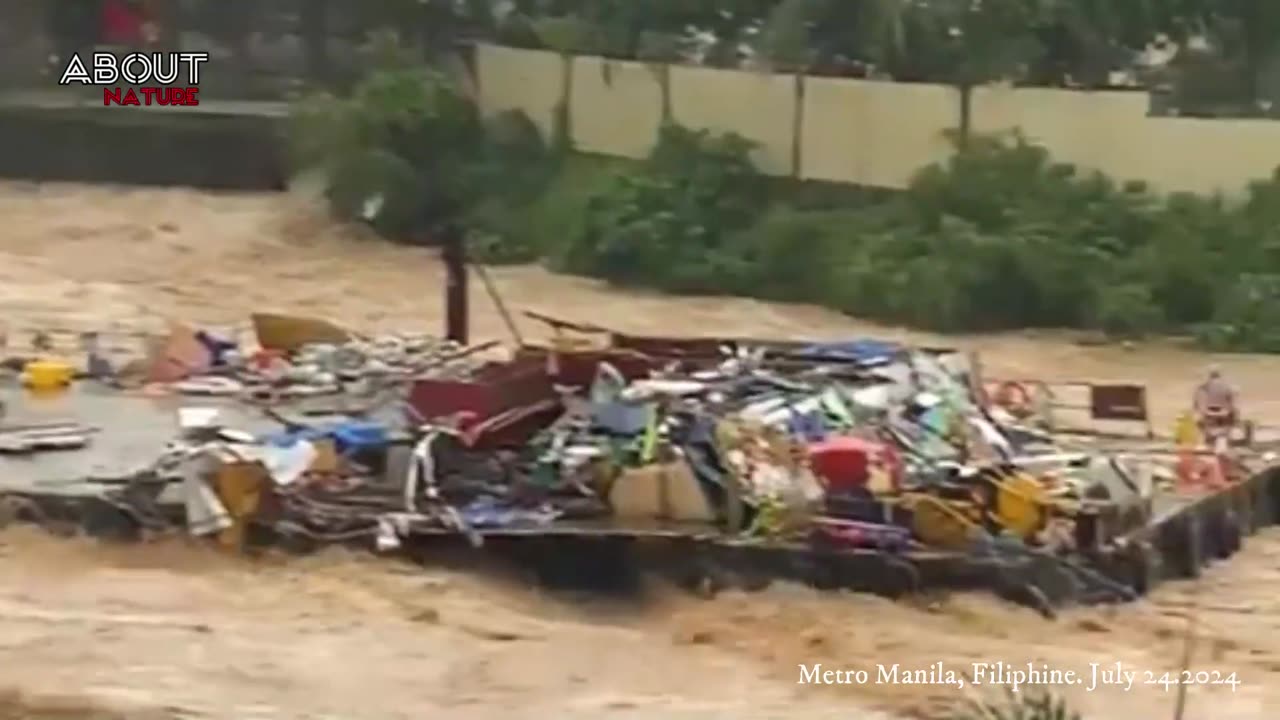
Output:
top-left (0, 312), bottom-right (1268, 611)
top-left (150, 317), bottom-right (485, 401)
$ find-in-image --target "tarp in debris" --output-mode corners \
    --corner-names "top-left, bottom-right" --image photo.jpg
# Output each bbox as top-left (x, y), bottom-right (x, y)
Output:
top-left (795, 339), bottom-right (904, 366)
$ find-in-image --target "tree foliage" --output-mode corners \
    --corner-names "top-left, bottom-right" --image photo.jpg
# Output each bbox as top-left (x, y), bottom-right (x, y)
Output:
top-left (290, 32), bottom-right (551, 240)
top-left (415, 0), bottom-right (1280, 112)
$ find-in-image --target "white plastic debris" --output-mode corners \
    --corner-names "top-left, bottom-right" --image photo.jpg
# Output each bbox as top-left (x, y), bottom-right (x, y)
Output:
top-left (177, 407), bottom-right (221, 431)
top-left (174, 376), bottom-right (243, 396)
top-left (260, 440), bottom-right (318, 487)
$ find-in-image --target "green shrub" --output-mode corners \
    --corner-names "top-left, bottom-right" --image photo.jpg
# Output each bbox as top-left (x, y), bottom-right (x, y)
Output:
top-left (1198, 274), bottom-right (1280, 352)
top-left (723, 207), bottom-right (867, 301)
top-left (557, 125), bottom-right (766, 293)
top-left (532, 128), bottom-right (1280, 348)
top-left (469, 154), bottom-right (628, 265)
top-left (1093, 283), bottom-right (1165, 338)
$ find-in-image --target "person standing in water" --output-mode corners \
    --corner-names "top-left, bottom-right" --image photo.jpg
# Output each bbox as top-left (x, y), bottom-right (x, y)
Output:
top-left (1193, 365), bottom-right (1238, 434)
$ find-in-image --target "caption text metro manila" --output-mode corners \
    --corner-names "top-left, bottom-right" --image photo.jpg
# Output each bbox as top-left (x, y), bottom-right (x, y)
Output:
top-left (58, 52), bottom-right (209, 107)
top-left (799, 662), bottom-right (1135, 692)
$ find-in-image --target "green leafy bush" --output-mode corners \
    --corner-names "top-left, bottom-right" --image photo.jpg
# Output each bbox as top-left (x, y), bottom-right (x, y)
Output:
top-left (1093, 283), bottom-right (1164, 339)
top-left (1198, 274), bottom-right (1280, 352)
top-left (553, 126), bottom-right (1280, 349)
top-left (290, 63), bottom-right (483, 237)
top-left (556, 125), bottom-right (766, 293)
top-left (722, 207), bottom-right (869, 302)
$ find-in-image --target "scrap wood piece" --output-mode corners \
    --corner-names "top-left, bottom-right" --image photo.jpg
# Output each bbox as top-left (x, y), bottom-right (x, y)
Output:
top-left (412, 340), bottom-right (502, 375)
top-left (144, 322), bottom-right (211, 383)
top-left (522, 310), bottom-right (610, 335)
top-left (453, 619), bottom-right (544, 642)
top-left (610, 462), bottom-right (716, 524)
top-left (211, 460), bottom-right (270, 552)
top-left (0, 420), bottom-right (96, 433)
top-left (0, 423), bottom-right (94, 453)
top-left (252, 312), bottom-right (351, 354)
top-left (1159, 599), bottom-right (1259, 614)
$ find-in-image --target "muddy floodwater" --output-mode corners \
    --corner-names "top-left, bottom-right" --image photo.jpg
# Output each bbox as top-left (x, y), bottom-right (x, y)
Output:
top-left (2, 181), bottom-right (1280, 719)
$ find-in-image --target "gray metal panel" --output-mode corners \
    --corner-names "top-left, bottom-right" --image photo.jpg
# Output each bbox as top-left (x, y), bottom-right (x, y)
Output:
top-left (0, 385), bottom-right (280, 494)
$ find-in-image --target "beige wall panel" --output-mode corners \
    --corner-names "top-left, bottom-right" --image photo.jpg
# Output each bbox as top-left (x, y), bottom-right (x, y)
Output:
top-left (801, 77), bottom-right (957, 187)
top-left (570, 56), bottom-right (664, 158)
top-left (972, 87), bottom-right (1146, 175)
top-left (1118, 118), bottom-right (1280, 195)
top-left (669, 65), bottom-right (798, 175)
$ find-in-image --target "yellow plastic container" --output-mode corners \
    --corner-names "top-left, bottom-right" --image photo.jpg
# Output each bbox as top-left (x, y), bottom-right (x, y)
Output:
top-left (21, 359), bottom-right (75, 390)
top-left (1174, 411), bottom-right (1201, 448)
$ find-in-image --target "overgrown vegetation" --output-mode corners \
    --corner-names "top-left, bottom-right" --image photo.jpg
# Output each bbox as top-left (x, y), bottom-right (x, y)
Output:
top-left (292, 39), bottom-right (1280, 353)
top-left (552, 126), bottom-right (767, 292)
top-left (538, 124), bottom-right (1280, 350)
top-left (16, 1), bottom-right (1279, 115)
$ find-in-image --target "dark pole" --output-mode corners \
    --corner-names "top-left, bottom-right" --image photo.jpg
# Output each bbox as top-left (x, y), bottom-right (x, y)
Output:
top-left (441, 223), bottom-right (469, 346)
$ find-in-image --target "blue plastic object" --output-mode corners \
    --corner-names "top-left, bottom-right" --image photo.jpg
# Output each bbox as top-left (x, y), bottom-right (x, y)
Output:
top-left (327, 421), bottom-right (388, 453)
top-left (796, 339), bottom-right (904, 366)
top-left (260, 420), bottom-right (389, 455)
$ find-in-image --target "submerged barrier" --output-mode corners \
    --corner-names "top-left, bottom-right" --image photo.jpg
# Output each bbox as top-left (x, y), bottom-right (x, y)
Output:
top-left (399, 467), bottom-right (1275, 615)
top-left (8, 466), bottom-right (1272, 617)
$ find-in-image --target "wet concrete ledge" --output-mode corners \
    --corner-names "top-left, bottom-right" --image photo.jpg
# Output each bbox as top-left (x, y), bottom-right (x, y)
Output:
top-left (0, 96), bottom-right (287, 190)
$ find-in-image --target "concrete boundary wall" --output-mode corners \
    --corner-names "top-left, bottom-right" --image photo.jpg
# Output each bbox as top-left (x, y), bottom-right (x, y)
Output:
top-left (569, 56), bottom-right (665, 159)
top-left (668, 65), bottom-right (799, 175)
top-left (474, 44), bottom-right (1280, 196)
top-left (801, 76), bottom-right (956, 188)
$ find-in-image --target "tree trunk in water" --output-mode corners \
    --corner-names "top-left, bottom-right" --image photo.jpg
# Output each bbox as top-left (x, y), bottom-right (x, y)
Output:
top-left (958, 82), bottom-right (973, 148)
top-left (441, 224), bottom-right (469, 346)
